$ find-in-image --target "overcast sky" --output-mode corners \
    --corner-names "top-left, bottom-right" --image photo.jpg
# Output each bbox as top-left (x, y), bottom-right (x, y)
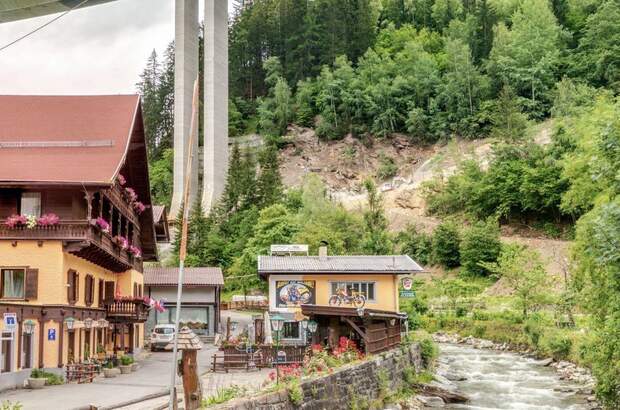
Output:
top-left (0, 0), bottom-right (235, 95)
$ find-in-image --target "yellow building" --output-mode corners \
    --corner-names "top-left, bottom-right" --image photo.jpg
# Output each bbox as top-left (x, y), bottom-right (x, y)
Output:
top-left (258, 244), bottom-right (423, 354)
top-left (0, 95), bottom-right (162, 389)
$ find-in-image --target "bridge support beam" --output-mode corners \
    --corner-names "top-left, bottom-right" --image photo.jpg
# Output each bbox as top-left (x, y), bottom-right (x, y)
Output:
top-left (202, 0), bottom-right (228, 213)
top-left (170, 0), bottom-right (200, 218)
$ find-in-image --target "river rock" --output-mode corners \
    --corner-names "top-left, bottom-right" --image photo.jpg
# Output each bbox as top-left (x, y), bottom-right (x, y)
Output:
top-left (445, 373), bottom-right (467, 382)
top-left (417, 396), bottom-right (445, 407)
top-left (540, 358), bottom-right (554, 366)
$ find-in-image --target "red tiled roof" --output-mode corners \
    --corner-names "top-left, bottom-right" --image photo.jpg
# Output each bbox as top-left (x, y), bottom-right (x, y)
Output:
top-left (143, 267), bottom-right (224, 286)
top-left (0, 95), bottom-right (140, 184)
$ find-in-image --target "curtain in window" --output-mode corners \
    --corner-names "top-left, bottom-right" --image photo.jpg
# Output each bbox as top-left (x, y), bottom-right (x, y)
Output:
top-left (2, 270), bottom-right (24, 298)
top-left (20, 193), bottom-right (41, 217)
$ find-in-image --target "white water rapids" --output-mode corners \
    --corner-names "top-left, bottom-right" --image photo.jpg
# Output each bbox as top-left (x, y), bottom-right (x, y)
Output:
top-left (438, 344), bottom-right (590, 410)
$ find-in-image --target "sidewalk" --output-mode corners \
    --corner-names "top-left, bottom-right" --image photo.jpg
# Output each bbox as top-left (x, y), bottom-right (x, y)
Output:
top-left (2, 348), bottom-right (217, 410)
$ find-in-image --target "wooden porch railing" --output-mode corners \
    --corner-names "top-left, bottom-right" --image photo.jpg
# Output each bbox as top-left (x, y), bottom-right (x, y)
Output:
top-left (105, 299), bottom-right (150, 323)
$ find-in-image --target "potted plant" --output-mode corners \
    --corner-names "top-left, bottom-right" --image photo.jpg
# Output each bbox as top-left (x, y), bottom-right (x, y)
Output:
top-left (119, 355), bottom-right (133, 374)
top-left (28, 369), bottom-right (47, 389)
top-left (96, 344), bottom-right (106, 360)
top-left (102, 361), bottom-right (117, 378)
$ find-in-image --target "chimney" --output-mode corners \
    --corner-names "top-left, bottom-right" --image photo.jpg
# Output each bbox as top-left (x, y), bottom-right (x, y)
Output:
top-left (318, 241), bottom-right (328, 260)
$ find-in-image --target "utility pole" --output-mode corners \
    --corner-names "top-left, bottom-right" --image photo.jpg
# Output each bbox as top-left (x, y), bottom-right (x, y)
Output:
top-left (169, 77), bottom-right (199, 410)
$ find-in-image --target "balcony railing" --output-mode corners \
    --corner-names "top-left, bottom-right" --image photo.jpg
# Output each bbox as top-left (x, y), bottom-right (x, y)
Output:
top-left (0, 220), bottom-right (141, 273)
top-left (105, 299), bottom-right (150, 323)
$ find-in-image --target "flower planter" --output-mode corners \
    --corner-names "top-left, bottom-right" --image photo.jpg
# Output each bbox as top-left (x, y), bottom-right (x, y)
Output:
top-left (119, 365), bottom-right (132, 374)
top-left (103, 368), bottom-right (117, 378)
top-left (131, 363), bottom-right (139, 372)
top-left (28, 377), bottom-right (46, 389)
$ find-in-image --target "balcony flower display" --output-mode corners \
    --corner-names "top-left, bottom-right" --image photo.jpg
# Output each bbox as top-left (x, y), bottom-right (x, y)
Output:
top-left (117, 174), bottom-right (126, 186)
top-left (133, 201), bottom-right (146, 214)
top-left (124, 187), bottom-right (138, 203)
top-left (94, 217), bottom-right (111, 233)
top-left (128, 245), bottom-right (142, 259)
top-left (5, 214), bottom-right (27, 228)
top-left (26, 215), bottom-right (38, 229)
top-left (114, 235), bottom-right (129, 250)
top-left (37, 213), bottom-right (60, 226)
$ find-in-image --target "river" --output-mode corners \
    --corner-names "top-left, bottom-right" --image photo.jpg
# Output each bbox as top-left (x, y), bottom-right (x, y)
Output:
top-left (438, 343), bottom-right (590, 410)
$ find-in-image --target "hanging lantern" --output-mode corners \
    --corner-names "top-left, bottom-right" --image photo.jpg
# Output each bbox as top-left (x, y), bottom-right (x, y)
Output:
top-left (307, 320), bottom-right (318, 334)
top-left (84, 318), bottom-right (93, 329)
top-left (97, 318), bottom-right (108, 328)
top-left (65, 317), bottom-right (75, 330)
top-left (23, 320), bottom-right (36, 335)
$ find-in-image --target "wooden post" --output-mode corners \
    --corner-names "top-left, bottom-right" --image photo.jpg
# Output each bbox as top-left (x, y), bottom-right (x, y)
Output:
top-left (181, 350), bottom-right (202, 410)
top-left (225, 316), bottom-right (231, 340)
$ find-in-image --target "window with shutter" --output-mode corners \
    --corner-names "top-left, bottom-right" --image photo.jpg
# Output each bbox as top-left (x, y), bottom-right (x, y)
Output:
top-left (25, 269), bottom-right (38, 300)
top-left (104, 281), bottom-right (115, 303)
top-left (85, 275), bottom-right (94, 306)
top-left (67, 270), bottom-right (75, 303)
top-left (98, 279), bottom-right (104, 307)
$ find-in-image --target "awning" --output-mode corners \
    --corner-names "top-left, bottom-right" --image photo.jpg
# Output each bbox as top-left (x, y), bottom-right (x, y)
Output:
top-left (300, 304), bottom-right (407, 320)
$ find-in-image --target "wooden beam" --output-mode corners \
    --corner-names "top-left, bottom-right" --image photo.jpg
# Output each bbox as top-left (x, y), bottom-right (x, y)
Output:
top-left (342, 317), bottom-right (368, 342)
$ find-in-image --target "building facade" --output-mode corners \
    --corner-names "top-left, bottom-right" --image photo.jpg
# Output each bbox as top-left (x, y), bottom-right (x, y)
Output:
top-left (0, 95), bottom-right (158, 389)
top-left (144, 267), bottom-right (223, 338)
top-left (258, 245), bottom-right (424, 352)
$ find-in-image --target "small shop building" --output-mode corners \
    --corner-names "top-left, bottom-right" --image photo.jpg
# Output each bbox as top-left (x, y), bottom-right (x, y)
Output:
top-left (143, 267), bottom-right (223, 338)
top-left (258, 244), bottom-right (423, 354)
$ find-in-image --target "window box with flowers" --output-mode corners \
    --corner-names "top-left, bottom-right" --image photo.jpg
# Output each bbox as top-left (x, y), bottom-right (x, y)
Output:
top-left (113, 235), bottom-right (129, 250)
top-left (128, 245), bottom-right (142, 259)
top-left (92, 217), bottom-right (111, 234)
top-left (5, 213), bottom-right (60, 229)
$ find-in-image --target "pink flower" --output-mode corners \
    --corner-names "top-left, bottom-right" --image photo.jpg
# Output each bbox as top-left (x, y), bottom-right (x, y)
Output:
top-left (5, 214), bottom-right (27, 228)
top-left (94, 217), bottom-right (110, 233)
top-left (114, 235), bottom-right (129, 250)
top-left (133, 201), bottom-right (146, 214)
top-left (38, 213), bottom-right (60, 226)
top-left (117, 174), bottom-right (126, 186)
top-left (125, 187), bottom-right (138, 203)
top-left (129, 245), bottom-right (142, 258)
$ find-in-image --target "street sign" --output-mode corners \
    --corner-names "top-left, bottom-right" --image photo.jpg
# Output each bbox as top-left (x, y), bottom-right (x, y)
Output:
top-left (48, 329), bottom-right (56, 341)
top-left (3, 313), bottom-right (16, 332)
top-left (399, 290), bottom-right (416, 298)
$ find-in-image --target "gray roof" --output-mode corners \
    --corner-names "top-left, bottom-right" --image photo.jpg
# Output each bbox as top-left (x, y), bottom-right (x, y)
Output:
top-left (144, 267), bottom-right (224, 286)
top-left (258, 255), bottom-right (423, 277)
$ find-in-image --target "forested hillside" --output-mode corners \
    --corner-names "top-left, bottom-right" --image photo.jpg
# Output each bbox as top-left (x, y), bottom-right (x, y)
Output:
top-left (137, 0), bottom-right (620, 406)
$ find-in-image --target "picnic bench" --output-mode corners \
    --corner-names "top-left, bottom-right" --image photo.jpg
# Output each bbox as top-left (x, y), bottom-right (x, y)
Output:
top-left (65, 363), bottom-right (99, 383)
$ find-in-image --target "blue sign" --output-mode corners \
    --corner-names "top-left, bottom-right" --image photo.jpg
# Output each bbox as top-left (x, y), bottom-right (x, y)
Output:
top-left (48, 329), bottom-right (56, 341)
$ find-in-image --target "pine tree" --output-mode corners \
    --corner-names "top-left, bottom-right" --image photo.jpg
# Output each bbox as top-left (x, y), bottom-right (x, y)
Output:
top-left (491, 85), bottom-right (530, 142)
top-left (362, 179), bottom-right (393, 254)
top-left (137, 50), bottom-right (160, 159)
top-left (256, 144), bottom-right (283, 207)
top-left (223, 142), bottom-right (244, 213)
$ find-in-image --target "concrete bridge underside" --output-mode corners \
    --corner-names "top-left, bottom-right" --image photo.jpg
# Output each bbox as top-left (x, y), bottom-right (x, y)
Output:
top-left (0, 0), bottom-right (228, 216)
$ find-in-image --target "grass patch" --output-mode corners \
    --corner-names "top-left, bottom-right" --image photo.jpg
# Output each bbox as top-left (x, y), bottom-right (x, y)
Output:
top-left (202, 385), bottom-right (246, 407)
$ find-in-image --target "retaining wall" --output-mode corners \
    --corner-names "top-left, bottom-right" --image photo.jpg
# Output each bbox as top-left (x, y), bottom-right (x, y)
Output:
top-left (211, 342), bottom-right (423, 410)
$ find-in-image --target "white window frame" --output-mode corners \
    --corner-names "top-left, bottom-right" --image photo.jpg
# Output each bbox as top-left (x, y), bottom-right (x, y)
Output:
top-left (20, 192), bottom-right (41, 217)
top-left (329, 281), bottom-right (377, 302)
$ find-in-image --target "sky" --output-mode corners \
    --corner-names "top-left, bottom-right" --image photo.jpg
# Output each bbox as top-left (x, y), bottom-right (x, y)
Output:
top-left (0, 0), bottom-right (235, 95)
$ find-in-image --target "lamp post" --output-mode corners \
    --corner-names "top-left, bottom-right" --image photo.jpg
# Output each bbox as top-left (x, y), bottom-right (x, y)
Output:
top-left (270, 314), bottom-right (285, 385)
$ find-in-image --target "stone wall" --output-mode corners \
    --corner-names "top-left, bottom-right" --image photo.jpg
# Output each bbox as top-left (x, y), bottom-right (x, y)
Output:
top-left (211, 343), bottom-right (423, 410)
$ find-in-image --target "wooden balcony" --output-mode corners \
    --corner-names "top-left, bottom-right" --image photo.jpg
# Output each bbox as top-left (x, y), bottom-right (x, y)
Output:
top-left (0, 220), bottom-right (141, 273)
top-left (104, 299), bottom-right (150, 323)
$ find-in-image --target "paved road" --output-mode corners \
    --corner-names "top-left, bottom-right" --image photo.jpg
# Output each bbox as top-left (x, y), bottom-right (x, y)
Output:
top-left (2, 348), bottom-right (217, 410)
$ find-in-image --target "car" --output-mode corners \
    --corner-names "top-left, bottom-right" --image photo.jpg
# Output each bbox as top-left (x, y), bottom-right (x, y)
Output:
top-left (150, 324), bottom-right (176, 351)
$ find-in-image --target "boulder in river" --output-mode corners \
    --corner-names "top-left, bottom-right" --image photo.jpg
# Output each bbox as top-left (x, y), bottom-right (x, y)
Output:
top-left (417, 396), bottom-right (445, 408)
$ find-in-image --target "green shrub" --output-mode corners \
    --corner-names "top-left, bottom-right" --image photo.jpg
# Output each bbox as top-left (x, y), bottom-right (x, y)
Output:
top-left (459, 219), bottom-right (501, 276)
top-left (287, 379), bottom-right (304, 405)
top-left (473, 324), bottom-right (486, 338)
top-left (30, 369), bottom-right (64, 385)
top-left (120, 355), bottom-right (134, 366)
top-left (545, 333), bottom-right (573, 360)
top-left (524, 317), bottom-right (544, 348)
top-left (472, 310), bottom-right (490, 321)
top-left (431, 220), bottom-right (461, 268)
top-left (397, 224), bottom-right (433, 266)
top-left (1, 401), bottom-right (23, 410)
top-left (376, 153), bottom-right (398, 180)
top-left (419, 337), bottom-right (438, 367)
top-left (203, 386), bottom-right (245, 407)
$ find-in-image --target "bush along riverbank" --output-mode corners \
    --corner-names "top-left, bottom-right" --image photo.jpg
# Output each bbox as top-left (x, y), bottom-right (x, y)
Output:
top-left (433, 332), bottom-right (602, 409)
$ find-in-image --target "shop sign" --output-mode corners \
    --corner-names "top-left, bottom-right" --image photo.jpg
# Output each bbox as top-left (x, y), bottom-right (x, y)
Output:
top-left (276, 280), bottom-right (315, 308)
top-left (3, 313), bottom-right (16, 332)
top-left (399, 290), bottom-right (416, 298)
